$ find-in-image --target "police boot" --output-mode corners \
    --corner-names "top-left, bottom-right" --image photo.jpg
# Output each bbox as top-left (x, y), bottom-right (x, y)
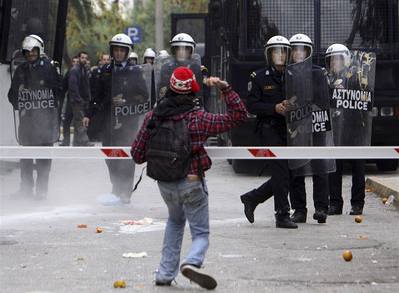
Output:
top-left (328, 205), bottom-right (342, 215)
top-left (275, 212), bottom-right (298, 229)
top-left (313, 209), bottom-right (327, 223)
top-left (349, 205), bottom-right (363, 215)
top-left (240, 192), bottom-right (258, 223)
top-left (291, 210), bottom-right (307, 223)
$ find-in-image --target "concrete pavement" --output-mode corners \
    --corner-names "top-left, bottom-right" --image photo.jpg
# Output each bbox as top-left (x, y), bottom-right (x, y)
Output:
top-left (0, 160), bottom-right (398, 292)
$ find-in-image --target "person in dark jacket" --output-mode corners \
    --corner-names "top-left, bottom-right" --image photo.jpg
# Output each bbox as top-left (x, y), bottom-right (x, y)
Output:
top-left (131, 67), bottom-right (247, 289)
top-left (68, 51), bottom-right (92, 146)
top-left (239, 36), bottom-right (298, 229)
top-left (60, 56), bottom-right (78, 146)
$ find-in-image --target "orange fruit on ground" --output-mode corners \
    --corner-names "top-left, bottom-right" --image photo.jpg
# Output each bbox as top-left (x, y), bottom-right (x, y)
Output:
top-left (113, 280), bottom-right (126, 288)
top-left (77, 224), bottom-right (87, 228)
top-left (342, 250), bottom-right (353, 262)
top-left (355, 216), bottom-right (363, 223)
top-left (96, 227), bottom-right (103, 233)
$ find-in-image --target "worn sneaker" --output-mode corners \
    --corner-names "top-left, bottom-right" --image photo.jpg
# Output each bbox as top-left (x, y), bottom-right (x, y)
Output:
top-left (180, 264), bottom-right (217, 290)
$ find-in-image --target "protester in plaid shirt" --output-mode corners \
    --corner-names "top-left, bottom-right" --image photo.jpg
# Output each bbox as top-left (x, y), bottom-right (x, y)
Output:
top-left (131, 67), bottom-right (247, 289)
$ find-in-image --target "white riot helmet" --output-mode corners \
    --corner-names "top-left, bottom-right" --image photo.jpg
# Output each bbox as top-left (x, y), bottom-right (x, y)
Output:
top-left (22, 34), bottom-right (45, 56)
top-left (127, 52), bottom-right (139, 65)
top-left (109, 33), bottom-right (133, 58)
top-left (170, 33), bottom-right (196, 61)
top-left (158, 50), bottom-right (169, 57)
top-left (143, 48), bottom-right (156, 59)
top-left (129, 52), bottom-right (139, 59)
top-left (264, 36), bottom-right (291, 67)
top-left (325, 44), bottom-right (351, 74)
top-left (289, 33), bottom-right (313, 63)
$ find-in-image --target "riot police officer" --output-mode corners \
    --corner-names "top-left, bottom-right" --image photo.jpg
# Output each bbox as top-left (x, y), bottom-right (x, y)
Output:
top-left (84, 33), bottom-right (150, 204)
top-left (326, 44), bottom-right (370, 216)
top-left (287, 33), bottom-right (331, 224)
top-left (154, 33), bottom-right (203, 103)
top-left (8, 34), bottom-right (61, 200)
top-left (143, 48), bottom-right (156, 65)
top-left (127, 52), bottom-right (139, 65)
top-left (240, 36), bottom-right (297, 229)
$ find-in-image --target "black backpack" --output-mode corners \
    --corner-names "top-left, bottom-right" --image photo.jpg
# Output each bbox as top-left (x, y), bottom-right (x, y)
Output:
top-left (146, 116), bottom-right (192, 182)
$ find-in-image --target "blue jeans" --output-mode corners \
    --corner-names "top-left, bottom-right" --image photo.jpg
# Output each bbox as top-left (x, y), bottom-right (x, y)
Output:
top-left (156, 178), bottom-right (209, 282)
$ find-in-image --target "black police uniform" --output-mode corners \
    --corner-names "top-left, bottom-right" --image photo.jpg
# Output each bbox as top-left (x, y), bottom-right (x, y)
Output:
top-left (87, 62), bottom-right (148, 203)
top-left (8, 56), bottom-right (61, 198)
top-left (240, 66), bottom-right (296, 228)
top-left (289, 65), bottom-right (330, 222)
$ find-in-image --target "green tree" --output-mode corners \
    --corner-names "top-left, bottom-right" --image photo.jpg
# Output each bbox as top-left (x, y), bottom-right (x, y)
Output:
top-left (65, 0), bottom-right (130, 68)
top-left (129, 0), bottom-right (208, 60)
top-left (65, 0), bottom-right (208, 68)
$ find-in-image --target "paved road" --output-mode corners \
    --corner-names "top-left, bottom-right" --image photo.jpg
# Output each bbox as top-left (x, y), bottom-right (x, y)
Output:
top-left (1, 160), bottom-right (398, 292)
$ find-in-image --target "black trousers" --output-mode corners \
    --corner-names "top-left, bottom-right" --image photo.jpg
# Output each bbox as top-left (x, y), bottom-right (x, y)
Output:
top-left (20, 143), bottom-right (52, 195)
top-left (289, 174), bottom-right (329, 212)
top-left (62, 100), bottom-right (73, 145)
top-left (243, 124), bottom-right (290, 215)
top-left (105, 160), bottom-right (135, 200)
top-left (329, 159), bottom-right (365, 208)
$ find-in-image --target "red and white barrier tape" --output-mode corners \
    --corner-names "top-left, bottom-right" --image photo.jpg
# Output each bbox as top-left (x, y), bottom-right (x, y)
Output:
top-left (0, 146), bottom-right (398, 159)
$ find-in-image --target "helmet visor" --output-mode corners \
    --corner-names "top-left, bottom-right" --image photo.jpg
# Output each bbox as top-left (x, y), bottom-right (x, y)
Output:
top-left (290, 45), bottom-right (311, 63)
top-left (265, 46), bottom-right (290, 66)
top-left (172, 46), bottom-right (192, 62)
top-left (326, 55), bottom-right (345, 74)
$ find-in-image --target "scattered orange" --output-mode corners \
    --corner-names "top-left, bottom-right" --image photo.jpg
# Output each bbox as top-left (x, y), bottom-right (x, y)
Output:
top-left (358, 235), bottom-right (368, 240)
top-left (355, 216), bottom-right (363, 223)
top-left (96, 227), bottom-right (104, 233)
top-left (342, 250), bottom-right (353, 262)
top-left (77, 224), bottom-right (87, 228)
top-left (113, 280), bottom-right (126, 288)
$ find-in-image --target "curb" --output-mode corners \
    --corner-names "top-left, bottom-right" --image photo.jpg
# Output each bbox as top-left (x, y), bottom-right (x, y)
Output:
top-left (366, 177), bottom-right (398, 207)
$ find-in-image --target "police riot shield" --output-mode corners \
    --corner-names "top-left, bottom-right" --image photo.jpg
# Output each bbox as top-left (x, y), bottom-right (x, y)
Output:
top-left (109, 63), bottom-right (152, 146)
top-left (285, 57), bottom-right (313, 170)
top-left (14, 59), bottom-right (60, 145)
top-left (290, 67), bottom-right (336, 176)
top-left (329, 51), bottom-right (376, 146)
top-left (154, 53), bottom-right (202, 102)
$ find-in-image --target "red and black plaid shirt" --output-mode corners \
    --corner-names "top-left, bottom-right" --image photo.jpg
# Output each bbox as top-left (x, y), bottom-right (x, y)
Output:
top-left (131, 86), bottom-right (248, 176)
